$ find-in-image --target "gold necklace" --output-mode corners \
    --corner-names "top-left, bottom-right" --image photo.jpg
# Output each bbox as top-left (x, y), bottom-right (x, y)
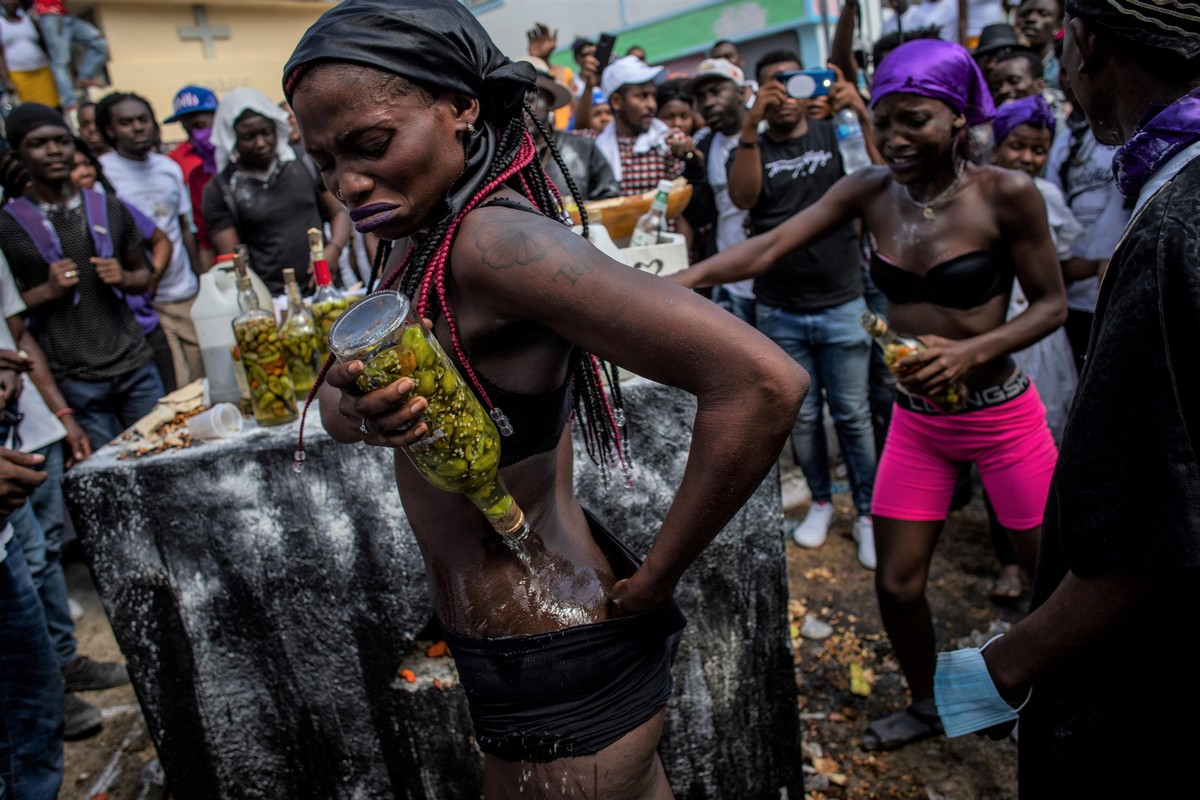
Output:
top-left (904, 160), bottom-right (966, 220)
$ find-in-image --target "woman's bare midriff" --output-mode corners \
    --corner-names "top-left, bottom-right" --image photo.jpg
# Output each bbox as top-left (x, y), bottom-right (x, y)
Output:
top-left (396, 427), bottom-right (620, 638)
top-left (482, 709), bottom-right (674, 800)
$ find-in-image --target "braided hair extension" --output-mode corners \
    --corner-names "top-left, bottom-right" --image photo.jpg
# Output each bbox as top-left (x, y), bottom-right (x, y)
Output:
top-left (296, 106), bottom-right (629, 482)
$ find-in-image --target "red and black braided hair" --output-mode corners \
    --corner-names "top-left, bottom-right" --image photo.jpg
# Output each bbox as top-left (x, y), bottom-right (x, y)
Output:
top-left (287, 1), bottom-right (629, 482)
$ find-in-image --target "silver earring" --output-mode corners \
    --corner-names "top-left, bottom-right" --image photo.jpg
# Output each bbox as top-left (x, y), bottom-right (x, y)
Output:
top-left (336, 189), bottom-right (344, 201)
top-left (466, 123), bottom-right (477, 136)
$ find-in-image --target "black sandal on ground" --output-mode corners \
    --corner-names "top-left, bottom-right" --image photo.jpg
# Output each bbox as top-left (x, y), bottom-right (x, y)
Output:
top-left (862, 706), bottom-right (944, 751)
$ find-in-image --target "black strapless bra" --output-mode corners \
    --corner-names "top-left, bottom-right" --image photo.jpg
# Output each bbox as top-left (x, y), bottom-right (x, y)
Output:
top-left (869, 250), bottom-right (1013, 310)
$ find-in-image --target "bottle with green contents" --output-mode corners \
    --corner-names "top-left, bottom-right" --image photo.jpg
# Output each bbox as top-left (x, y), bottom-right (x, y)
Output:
top-left (279, 267), bottom-right (321, 399)
top-left (860, 310), bottom-right (967, 412)
top-left (328, 291), bottom-right (527, 539)
top-left (231, 247), bottom-right (298, 427)
top-left (308, 227), bottom-right (349, 363)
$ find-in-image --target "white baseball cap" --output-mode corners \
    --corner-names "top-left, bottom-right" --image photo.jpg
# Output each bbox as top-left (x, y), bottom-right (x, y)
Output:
top-left (683, 58), bottom-right (745, 93)
top-left (601, 55), bottom-right (664, 99)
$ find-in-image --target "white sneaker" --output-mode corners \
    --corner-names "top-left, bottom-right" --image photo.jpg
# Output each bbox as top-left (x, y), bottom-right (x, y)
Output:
top-left (853, 516), bottom-right (877, 570)
top-left (779, 469), bottom-right (812, 512)
top-left (791, 501), bottom-right (834, 548)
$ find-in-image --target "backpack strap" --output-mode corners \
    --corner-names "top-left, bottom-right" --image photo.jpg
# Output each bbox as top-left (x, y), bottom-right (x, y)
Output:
top-left (81, 188), bottom-right (114, 259)
top-left (2, 197), bottom-right (63, 264)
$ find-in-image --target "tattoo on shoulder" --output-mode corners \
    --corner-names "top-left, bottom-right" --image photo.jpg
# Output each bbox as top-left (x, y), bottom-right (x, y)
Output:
top-left (473, 222), bottom-right (547, 270)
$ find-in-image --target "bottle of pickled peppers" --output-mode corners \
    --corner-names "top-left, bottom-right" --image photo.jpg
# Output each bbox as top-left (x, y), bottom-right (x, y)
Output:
top-left (231, 247), bottom-right (298, 426)
top-left (308, 228), bottom-right (349, 363)
top-left (328, 291), bottom-right (528, 539)
top-left (279, 268), bottom-right (322, 399)
top-left (860, 310), bottom-right (967, 412)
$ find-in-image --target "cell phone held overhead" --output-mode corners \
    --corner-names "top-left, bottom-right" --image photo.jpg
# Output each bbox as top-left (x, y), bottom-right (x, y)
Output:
top-left (594, 33), bottom-right (617, 70)
top-left (777, 69), bottom-right (835, 99)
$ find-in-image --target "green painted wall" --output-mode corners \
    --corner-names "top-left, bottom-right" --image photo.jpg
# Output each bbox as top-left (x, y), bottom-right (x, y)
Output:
top-left (549, 0), bottom-right (810, 67)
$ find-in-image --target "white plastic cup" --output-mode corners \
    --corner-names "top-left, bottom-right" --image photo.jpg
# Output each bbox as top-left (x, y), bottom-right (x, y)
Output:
top-left (187, 403), bottom-right (244, 440)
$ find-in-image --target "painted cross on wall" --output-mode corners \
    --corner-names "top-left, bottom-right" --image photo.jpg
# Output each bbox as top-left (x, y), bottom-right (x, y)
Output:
top-left (178, 4), bottom-right (230, 60)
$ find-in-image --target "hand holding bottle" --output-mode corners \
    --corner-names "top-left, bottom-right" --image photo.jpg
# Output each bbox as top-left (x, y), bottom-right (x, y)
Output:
top-left (893, 334), bottom-right (980, 397)
top-left (324, 359), bottom-right (430, 448)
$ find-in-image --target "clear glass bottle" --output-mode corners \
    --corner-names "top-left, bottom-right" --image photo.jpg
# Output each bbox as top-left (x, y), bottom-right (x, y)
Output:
top-left (278, 267), bottom-right (322, 400)
top-left (307, 227), bottom-right (349, 363)
top-left (629, 179), bottom-right (674, 247)
top-left (231, 247), bottom-right (298, 426)
top-left (328, 291), bottom-right (527, 538)
top-left (861, 310), bottom-right (967, 412)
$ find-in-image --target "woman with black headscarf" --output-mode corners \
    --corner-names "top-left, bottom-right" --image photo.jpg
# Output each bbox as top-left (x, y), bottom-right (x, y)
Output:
top-left (283, 0), bottom-right (805, 795)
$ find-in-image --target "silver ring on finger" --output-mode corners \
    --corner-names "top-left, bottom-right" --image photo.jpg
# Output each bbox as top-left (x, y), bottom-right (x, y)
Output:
top-left (65, 270), bottom-right (76, 279)
top-left (359, 417), bottom-right (370, 435)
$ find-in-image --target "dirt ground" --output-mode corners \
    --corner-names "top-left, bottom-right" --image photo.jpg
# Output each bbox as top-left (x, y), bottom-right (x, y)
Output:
top-left (60, 480), bottom-right (1023, 800)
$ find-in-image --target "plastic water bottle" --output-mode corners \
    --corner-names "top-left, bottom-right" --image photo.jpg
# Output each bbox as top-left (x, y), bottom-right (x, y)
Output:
top-left (835, 108), bottom-right (871, 174)
top-left (629, 180), bottom-right (674, 247)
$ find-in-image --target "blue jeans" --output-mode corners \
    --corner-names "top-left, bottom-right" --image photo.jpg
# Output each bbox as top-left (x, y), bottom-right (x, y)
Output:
top-left (36, 14), bottom-right (109, 108)
top-left (10, 445), bottom-right (75, 669)
top-left (712, 286), bottom-right (756, 327)
top-left (756, 298), bottom-right (877, 515)
top-left (58, 361), bottom-right (164, 452)
top-left (0, 535), bottom-right (65, 800)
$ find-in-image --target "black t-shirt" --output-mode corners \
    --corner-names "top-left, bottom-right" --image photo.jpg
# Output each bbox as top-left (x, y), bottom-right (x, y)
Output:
top-left (1020, 157), bottom-right (1200, 797)
top-left (202, 158), bottom-right (326, 294)
top-left (0, 193), bottom-right (153, 381)
top-left (749, 121), bottom-right (862, 312)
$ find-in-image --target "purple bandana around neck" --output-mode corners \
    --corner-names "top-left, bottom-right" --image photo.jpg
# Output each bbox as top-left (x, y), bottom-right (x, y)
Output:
top-left (1112, 86), bottom-right (1200, 198)
top-left (870, 40), bottom-right (996, 128)
top-left (189, 127), bottom-right (218, 176)
top-left (993, 95), bottom-right (1055, 146)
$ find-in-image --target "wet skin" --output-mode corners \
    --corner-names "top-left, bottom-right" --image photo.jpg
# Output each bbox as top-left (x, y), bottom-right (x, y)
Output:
top-left (292, 63), bottom-right (804, 798)
top-left (673, 92), bottom-right (1066, 397)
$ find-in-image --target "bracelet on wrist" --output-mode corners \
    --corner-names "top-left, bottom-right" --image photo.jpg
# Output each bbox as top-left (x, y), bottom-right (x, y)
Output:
top-left (738, 139), bottom-right (759, 149)
top-left (54, 407), bottom-right (75, 419)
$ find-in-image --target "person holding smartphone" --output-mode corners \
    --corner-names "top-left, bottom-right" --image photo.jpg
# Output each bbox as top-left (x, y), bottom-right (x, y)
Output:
top-left (723, 50), bottom-right (880, 570)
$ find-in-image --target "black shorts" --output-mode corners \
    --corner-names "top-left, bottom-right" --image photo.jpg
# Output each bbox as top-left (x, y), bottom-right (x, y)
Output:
top-left (439, 511), bottom-right (686, 762)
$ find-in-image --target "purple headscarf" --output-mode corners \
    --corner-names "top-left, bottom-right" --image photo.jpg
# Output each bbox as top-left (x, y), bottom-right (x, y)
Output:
top-left (993, 95), bottom-right (1055, 145)
top-left (870, 40), bottom-right (995, 127)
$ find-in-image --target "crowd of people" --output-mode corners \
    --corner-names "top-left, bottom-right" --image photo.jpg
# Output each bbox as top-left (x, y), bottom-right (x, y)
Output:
top-left (1, 0), bottom-right (1197, 797)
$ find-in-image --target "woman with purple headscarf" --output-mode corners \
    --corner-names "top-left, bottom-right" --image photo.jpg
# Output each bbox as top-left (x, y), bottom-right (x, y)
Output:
top-left (673, 39), bottom-right (1067, 750)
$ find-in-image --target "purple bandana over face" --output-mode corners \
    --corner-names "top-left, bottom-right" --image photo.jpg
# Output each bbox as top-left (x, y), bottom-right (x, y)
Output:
top-left (1112, 86), bottom-right (1200, 198)
top-left (993, 95), bottom-right (1055, 146)
top-left (870, 40), bottom-right (996, 127)
top-left (189, 127), bottom-right (218, 176)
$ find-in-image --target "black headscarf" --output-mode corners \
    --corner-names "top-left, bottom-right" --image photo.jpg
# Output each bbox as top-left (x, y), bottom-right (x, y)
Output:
top-left (1066, 0), bottom-right (1200, 60)
top-left (283, 0), bottom-right (535, 121)
top-left (5, 103), bottom-right (69, 151)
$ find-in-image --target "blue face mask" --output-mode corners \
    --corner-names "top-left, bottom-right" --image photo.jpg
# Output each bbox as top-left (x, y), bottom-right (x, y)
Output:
top-left (934, 637), bottom-right (1029, 738)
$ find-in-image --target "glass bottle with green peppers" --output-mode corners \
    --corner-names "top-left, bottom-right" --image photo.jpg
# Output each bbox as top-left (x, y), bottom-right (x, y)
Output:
top-left (231, 247), bottom-right (298, 426)
top-left (328, 291), bottom-right (527, 539)
top-left (308, 227), bottom-right (349, 363)
top-left (861, 310), bottom-right (967, 412)
top-left (279, 267), bottom-right (321, 399)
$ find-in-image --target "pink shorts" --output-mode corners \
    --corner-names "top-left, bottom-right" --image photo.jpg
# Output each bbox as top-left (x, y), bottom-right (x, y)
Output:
top-left (872, 383), bottom-right (1058, 530)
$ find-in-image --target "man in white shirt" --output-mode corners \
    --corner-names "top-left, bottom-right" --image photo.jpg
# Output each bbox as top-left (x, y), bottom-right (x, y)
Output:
top-left (98, 91), bottom-right (205, 388)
